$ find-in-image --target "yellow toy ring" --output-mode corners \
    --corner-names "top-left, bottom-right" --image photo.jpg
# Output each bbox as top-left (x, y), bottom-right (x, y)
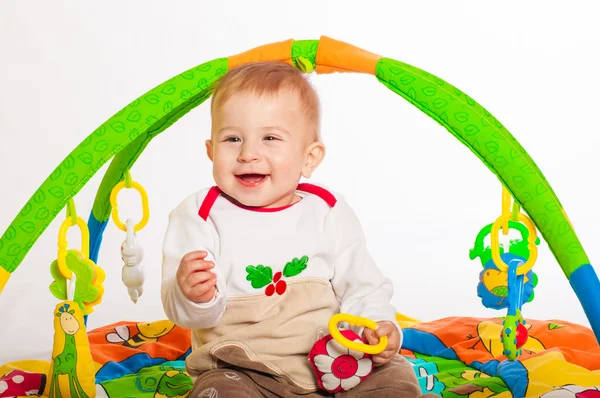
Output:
top-left (110, 180), bottom-right (149, 232)
top-left (328, 313), bottom-right (388, 355)
top-left (57, 217), bottom-right (90, 279)
top-left (490, 212), bottom-right (538, 275)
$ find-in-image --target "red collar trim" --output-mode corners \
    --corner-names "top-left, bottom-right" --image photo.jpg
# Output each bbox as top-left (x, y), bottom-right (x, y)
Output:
top-left (198, 183), bottom-right (337, 220)
top-left (297, 183), bottom-right (337, 207)
top-left (198, 186), bottom-right (221, 221)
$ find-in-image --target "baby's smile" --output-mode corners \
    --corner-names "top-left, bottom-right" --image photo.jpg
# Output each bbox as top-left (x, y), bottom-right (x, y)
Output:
top-left (235, 173), bottom-right (269, 188)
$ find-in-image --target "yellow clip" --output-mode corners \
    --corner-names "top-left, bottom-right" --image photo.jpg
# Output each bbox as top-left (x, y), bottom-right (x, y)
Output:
top-left (57, 218), bottom-right (90, 279)
top-left (490, 212), bottom-right (538, 275)
top-left (492, 186), bottom-right (538, 275)
top-left (328, 313), bottom-right (388, 355)
top-left (110, 173), bottom-right (149, 232)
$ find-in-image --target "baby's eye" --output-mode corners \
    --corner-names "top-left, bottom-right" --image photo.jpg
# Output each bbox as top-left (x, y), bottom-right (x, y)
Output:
top-left (264, 136), bottom-right (279, 141)
top-left (224, 137), bottom-right (240, 142)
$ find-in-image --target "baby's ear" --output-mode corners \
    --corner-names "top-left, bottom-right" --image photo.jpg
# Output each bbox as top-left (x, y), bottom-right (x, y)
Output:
top-left (302, 141), bottom-right (325, 178)
top-left (205, 139), bottom-right (214, 162)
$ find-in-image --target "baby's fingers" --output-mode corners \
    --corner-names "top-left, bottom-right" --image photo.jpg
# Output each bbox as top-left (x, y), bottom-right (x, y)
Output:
top-left (186, 259), bottom-right (215, 274)
top-left (187, 277), bottom-right (217, 302)
top-left (374, 322), bottom-right (395, 338)
top-left (181, 250), bottom-right (209, 263)
top-left (185, 271), bottom-right (216, 288)
top-left (178, 260), bottom-right (214, 283)
top-left (363, 328), bottom-right (380, 346)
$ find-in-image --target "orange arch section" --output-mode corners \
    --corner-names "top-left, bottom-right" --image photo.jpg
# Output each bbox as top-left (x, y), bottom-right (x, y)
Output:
top-left (227, 36), bottom-right (381, 75)
top-left (228, 39), bottom-right (294, 69)
top-left (315, 35), bottom-right (381, 75)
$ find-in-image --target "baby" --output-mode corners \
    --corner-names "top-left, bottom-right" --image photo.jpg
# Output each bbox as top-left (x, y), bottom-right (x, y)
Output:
top-left (161, 61), bottom-right (433, 397)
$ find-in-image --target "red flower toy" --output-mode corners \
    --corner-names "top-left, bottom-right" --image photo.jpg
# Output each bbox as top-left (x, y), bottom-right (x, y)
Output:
top-left (308, 329), bottom-right (373, 393)
top-left (309, 314), bottom-right (388, 393)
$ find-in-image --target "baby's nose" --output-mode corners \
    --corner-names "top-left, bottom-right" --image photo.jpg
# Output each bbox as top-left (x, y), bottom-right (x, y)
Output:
top-left (238, 144), bottom-right (260, 162)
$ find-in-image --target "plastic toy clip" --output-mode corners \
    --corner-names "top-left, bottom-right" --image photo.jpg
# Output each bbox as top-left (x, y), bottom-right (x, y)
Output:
top-left (57, 199), bottom-right (89, 279)
top-left (328, 313), bottom-right (387, 355)
top-left (110, 170), bottom-right (149, 232)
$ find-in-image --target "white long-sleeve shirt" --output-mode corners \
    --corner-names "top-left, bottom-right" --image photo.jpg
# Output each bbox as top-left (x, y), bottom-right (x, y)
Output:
top-left (161, 183), bottom-right (401, 340)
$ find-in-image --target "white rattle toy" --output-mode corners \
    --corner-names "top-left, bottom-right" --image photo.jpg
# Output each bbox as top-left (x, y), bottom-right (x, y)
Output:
top-left (120, 218), bottom-right (145, 303)
top-left (110, 170), bottom-right (150, 304)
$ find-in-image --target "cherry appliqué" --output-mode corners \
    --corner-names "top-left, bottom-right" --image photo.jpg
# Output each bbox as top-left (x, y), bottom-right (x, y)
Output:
top-left (265, 272), bottom-right (287, 296)
top-left (245, 256), bottom-right (308, 297)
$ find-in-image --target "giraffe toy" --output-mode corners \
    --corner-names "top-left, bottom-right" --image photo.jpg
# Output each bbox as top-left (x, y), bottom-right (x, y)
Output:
top-left (48, 301), bottom-right (96, 398)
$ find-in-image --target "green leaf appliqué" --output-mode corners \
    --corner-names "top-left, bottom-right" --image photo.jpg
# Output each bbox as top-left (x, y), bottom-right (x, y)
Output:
top-left (283, 256), bottom-right (308, 278)
top-left (246, 265), bottom-right (273, 289)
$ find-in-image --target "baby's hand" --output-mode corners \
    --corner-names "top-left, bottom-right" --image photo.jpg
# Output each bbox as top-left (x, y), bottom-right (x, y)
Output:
top-left (176, 250), bottom-right (217, 303)
top-left (362, 321), bottom-right (400, 366)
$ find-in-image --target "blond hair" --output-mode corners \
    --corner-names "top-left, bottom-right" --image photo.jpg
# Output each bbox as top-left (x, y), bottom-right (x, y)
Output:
top-left (210, 61), bottom-right (321, 141)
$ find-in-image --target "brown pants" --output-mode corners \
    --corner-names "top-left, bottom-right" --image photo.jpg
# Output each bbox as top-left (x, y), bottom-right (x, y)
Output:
top-left (190, 354), bottom-right (438, 397)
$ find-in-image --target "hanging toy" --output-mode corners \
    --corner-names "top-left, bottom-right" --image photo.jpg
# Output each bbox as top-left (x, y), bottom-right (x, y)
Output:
top-left (308, 314), bottom-right (386, 393)
top-left (110, 170), bottom-right (149, 304)
top-left (470, 220), bottom-right (539, 309)
top-left (50, 199), bottom-right (105, 316)
top-left (469, 185), bottom-right (540, 360)
top-left (120, 218), bottom-right (144, 303)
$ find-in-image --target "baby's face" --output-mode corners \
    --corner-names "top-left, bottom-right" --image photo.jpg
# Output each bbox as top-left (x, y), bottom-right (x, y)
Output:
top-left (208, 89), bottom-right (318, 208)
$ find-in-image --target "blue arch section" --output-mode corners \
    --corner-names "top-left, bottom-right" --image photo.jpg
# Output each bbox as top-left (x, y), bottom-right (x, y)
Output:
top-left (88, 212), bottom-right (109, 264)
top-left (569, 264), bottom-right (600, 343)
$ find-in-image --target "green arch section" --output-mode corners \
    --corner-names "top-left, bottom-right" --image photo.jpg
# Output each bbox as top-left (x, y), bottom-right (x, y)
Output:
top-left (0, 57), bottom-right (228, 278)
top-left (0, 38), bottom-right (589, 293)
top-left (374, 58), bottom-right (588, 276)
top-left (90, 60), bottom-right (226, 224)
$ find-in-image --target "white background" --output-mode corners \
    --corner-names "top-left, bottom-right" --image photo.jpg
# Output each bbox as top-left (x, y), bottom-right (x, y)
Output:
top-left (1, 1), bottom-right (599, 362)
